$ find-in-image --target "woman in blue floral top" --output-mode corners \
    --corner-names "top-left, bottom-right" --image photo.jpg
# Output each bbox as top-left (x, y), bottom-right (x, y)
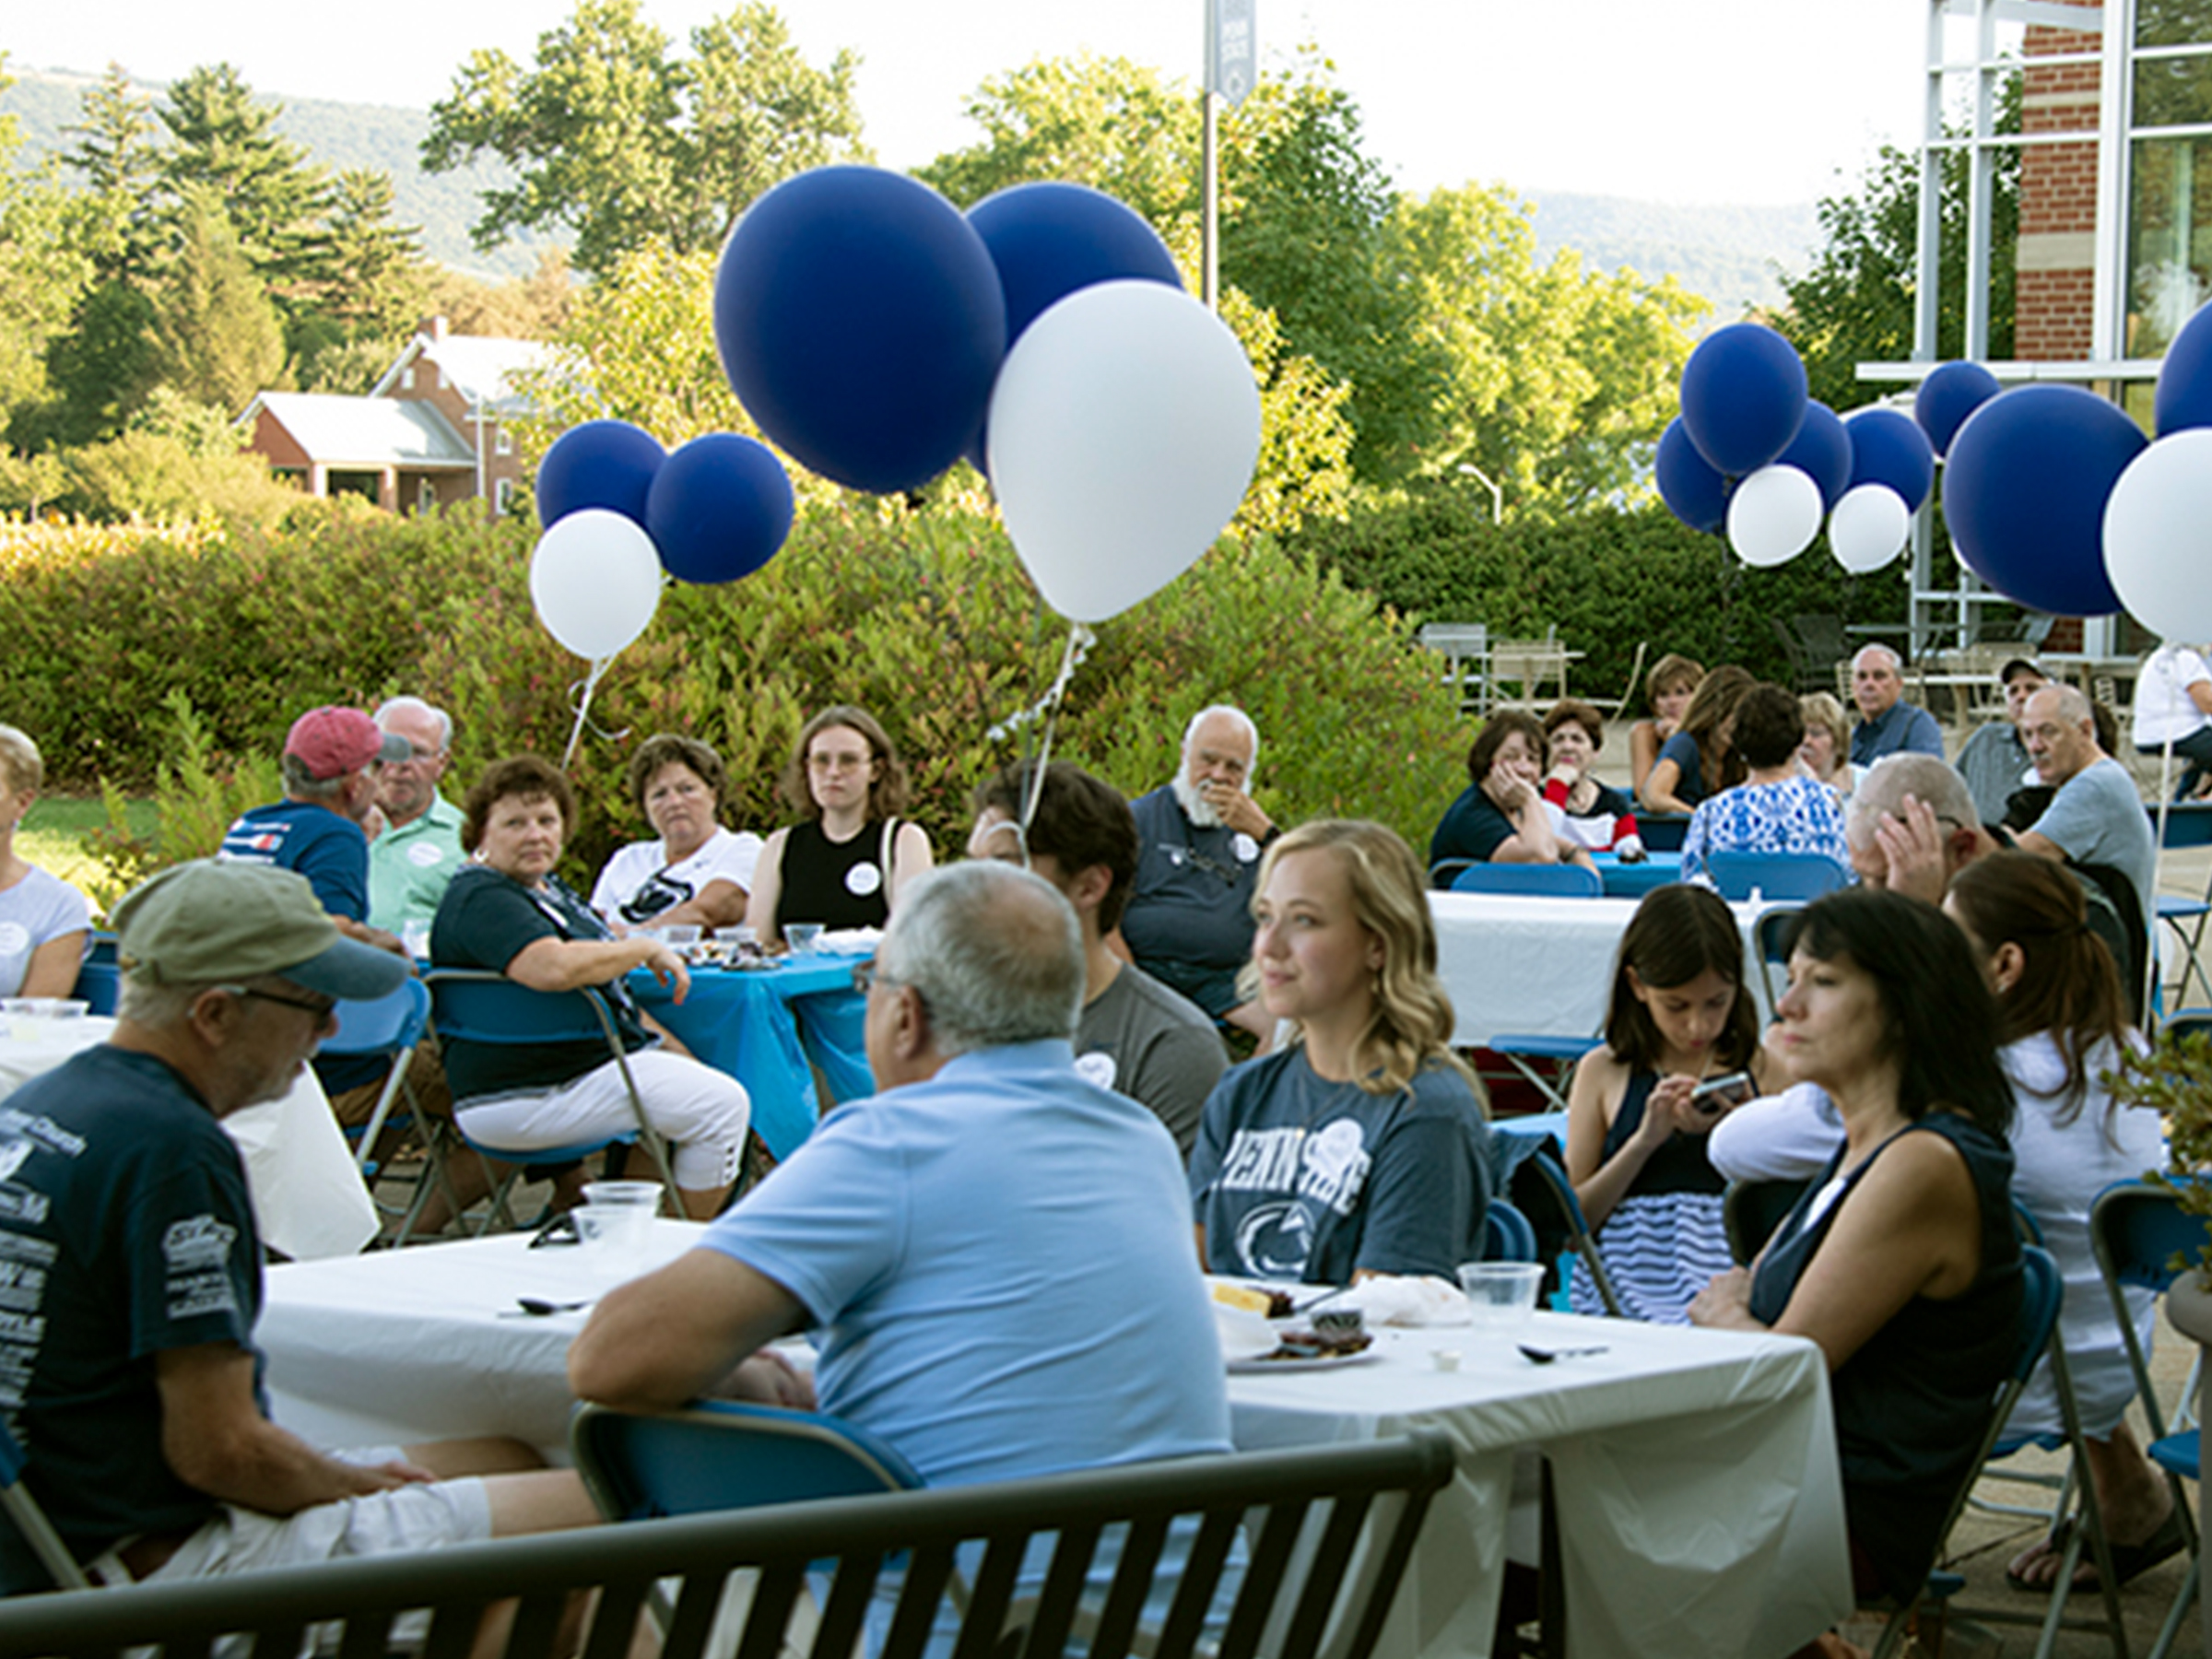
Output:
top-left (1680, 682), bottom-right (1851, 884)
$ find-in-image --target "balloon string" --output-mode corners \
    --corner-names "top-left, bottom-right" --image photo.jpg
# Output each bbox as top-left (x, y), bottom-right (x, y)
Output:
top-left (2149, 731), bottom-right (2176, 1021)
top-left (982, 621), bottom-right (1095, 832)
top-left (560, 660), bottom-right (631, 770)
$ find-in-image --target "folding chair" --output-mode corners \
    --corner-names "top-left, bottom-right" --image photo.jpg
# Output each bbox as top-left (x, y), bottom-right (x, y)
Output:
top-left (322, 979), bottom-right (451, 1248)
top-left (1723, 1176), bottom-right (1809, 1267)
top-left (1871, 1245), bottom-right (2067, 1659)
top-left (572, 1399), bottom-right (922, 1523)
top-left (0, 1416), bottom-right (88, 1592)
top-left (2148, 803), bottom-right (2212, 1009)
top-left (2090, 1180), bottom-right (2208, 1658)
top-left (1704, 852), bottom-right (1851, 903)
top-left (1445, 863), bottom-right (1602, 898)
top-left (1485, 1198), bottom-right (1539, 1264)
top-left (69, 932), bottom-right (118, 1016)
top-left (1752, 903), bottom-right (1804, 1015)
top-left (1518, 1150), bottom-right (1623, 1317)
top-left (423, 969), bottom-right (683, 1230)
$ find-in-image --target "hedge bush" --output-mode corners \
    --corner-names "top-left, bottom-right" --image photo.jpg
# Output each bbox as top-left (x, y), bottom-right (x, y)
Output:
top-left (4, 505), bottom-right (1469, 896)
top-left (1279, 488), bottom-right (1916, 710)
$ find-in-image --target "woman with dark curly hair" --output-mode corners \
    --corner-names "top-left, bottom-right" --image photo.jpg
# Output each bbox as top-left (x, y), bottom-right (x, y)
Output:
top-left (744, 706), bottom-right (935, 947)
top-left (589, 733), bottom-right (764, 932)
top-left (1429, 711), bottom-right (1594, 874)
top-left (1678, 682), bottom-right (1850, 884)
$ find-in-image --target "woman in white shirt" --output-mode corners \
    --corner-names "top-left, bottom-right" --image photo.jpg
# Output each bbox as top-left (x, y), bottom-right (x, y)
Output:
top-left (2131, 641), bottom-right (2212, 800)
top-left (0, 724), bottom-right (91, 999)
top-left (590, 734), bottom-right (764, 932)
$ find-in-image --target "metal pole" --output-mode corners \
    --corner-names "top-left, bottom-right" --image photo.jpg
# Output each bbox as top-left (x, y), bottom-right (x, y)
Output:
top-left (1202, 88), bottom-right (1218, 311)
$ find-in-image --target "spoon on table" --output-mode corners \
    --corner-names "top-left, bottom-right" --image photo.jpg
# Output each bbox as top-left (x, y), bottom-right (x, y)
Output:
top-left (504, 1298), bottom-right (594, 1317)
top-left (1517, 1343), bottom-right (1607, 1364)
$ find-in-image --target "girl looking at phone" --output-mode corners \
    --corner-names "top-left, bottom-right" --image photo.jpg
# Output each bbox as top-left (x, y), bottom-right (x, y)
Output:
top-left (1565, 884), bottom-right (1768, 1322)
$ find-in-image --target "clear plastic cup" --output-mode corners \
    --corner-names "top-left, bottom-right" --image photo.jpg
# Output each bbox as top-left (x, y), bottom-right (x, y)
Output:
top-left (1457, 1262), bottom-right (1544, 1331)
top-left (575, 1181), bottom-right (662, 1264)
top-left (785, 923), bottom-right (824, 954)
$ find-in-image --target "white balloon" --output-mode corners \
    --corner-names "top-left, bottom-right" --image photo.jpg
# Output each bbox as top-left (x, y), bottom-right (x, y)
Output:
top-left (1828, 482), bottom-right (1912, 573)
top-left (987, 279), bottom-right (1262, 622)
top-left (528, 509), bottom-right (664, 660)
top-left (2104, 429), bottom-right (2212, 641)
top-left (1725, 464), bottom-right (1822, 568)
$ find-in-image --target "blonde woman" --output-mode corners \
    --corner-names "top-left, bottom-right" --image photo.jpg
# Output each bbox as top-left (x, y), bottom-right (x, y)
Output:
top-left (0, 724), bottom-right (91, 998)
top-left (1190, 820), bottom-right (1492, 1284)
top-left (1798, 691), bottom-right (1859, 802)
top-left (1630, 653), bottom-right (1705, 799)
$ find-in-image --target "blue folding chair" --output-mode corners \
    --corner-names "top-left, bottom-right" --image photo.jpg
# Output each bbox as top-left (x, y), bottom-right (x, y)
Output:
top-left (0, 1416), bottom-right (88, 1592)
top-left (424, 970), bottom-right (682, 1230)
top-left (2148, 804), bottom-right (2212, 1010)
top-left (1484, 1197), bottom-right (1538, 1264)
top-left (1704, 852), bottom-right (1851, 903)
top-left (1520, 1150), bottom-right (1623, 1317)
top-left (1445, 862), bottom-right (1602, 898)
top-left (69, 932), bottom-right (118, 1017)
top-left (322, 979), bottom-right (449, 1247)
top-left (571, 1398), bottom-right (922, 1522)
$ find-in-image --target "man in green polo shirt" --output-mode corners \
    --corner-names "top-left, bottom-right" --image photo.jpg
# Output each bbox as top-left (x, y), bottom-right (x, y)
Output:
top-left (367, 697), bottom-right (465, 945)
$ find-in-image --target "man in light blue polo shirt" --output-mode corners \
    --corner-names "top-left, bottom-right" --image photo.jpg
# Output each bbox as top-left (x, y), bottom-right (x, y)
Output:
top-left (2010, 683), bottom-right (2157, 937)
top-left (365, 697), bottom-right (465, 943)
top-left (569, 861), bottom-right (1230, 1488)
top-left (1849, 645), bottom-right (1947, 767)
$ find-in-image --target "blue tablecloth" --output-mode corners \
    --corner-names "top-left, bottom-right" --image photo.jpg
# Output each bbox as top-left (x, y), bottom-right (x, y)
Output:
top-left (629, 952), bottom-right (874, 1161)
top-left (1590, 852), bottom-right (1683, 898)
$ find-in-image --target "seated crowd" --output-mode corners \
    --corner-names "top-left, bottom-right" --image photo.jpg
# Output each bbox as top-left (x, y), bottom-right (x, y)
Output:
top-left (0, 647), bottom-right (2184, 1649)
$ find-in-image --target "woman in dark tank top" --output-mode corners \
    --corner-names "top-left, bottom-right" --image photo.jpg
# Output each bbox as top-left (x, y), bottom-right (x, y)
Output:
top-left (744, 705), bottom-right (934, 947)
top-left (1688, 888), bottom-right (2022, 1611)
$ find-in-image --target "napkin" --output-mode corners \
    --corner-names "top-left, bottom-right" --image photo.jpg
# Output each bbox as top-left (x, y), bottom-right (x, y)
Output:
top-left (815, 928), bottom-right (884, 955)
top-left (1336, 1274), bottom-right (1470, 1327)
top-left (1213, 1301), bottom-right (1279, 1360)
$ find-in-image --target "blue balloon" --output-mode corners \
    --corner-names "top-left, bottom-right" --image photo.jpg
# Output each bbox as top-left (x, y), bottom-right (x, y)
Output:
top-left (1775, 401), bottom-right (1852, 509)
top-left (2155, 300), bottom-right (2212, 437)
top-left (1940, 385), bottom-right (2144, 617)
top-left (1844, 406), bottom-right (1936, 513)
top-left (536, 420), bottom-right (665, 528)
top-left (715, 166), bottom-right (1006, 495)
top-left (1655, 418), bottom-right (1730, 534)
top-left (1678, 323), bottom-right (1808, 477)
top-left (645, 434), bottom-right (794, 585)
top-left (1913, 361), bottom-right (2001, 456)
top-left (967, 182), bottom-right (1182, 346)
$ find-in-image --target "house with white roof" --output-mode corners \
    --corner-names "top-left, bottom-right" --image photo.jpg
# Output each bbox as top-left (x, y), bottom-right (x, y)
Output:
top-left (241, 317), bottom-right (549, 516)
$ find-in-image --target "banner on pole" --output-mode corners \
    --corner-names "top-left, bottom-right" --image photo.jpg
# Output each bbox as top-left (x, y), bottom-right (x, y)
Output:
top-left (1206, 0), bottom-right (1256, 106)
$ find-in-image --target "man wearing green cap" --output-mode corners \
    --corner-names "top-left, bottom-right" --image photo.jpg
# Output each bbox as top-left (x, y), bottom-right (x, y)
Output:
top-left (0, 859), bottom-right (598, 1595)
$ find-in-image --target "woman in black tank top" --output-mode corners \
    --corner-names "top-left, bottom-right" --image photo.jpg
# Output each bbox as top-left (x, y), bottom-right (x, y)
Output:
top-left (744, 705), bottom-right (934, 947)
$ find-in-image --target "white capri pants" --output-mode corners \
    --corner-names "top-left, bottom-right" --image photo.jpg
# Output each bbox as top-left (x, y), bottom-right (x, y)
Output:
top-left (456, 1048), bottom-right (749, 1191)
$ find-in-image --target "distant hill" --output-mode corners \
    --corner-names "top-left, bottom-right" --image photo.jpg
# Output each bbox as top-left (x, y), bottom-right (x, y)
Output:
top-left (3, 66), bottom-right (1820, 309)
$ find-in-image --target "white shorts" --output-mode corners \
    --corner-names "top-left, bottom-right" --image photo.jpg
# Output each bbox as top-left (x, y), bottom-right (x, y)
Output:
top-left (100, 1450), bottom-right (493, 1586)
top-left (456, 1048), bottom-right (749, 1191)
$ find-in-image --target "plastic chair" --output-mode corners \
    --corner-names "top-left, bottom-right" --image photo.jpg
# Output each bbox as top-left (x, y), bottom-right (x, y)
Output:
top-left (1752, 904), bottom-right (1804, 1015)
top-left (1636, 815), bottom-right (1690, 853)
top-left (1518, 1150), bottom-right (1623, 1317)
top-left (424, 969), bottom-right (682, 1230)
top-left (1484, 1198), bottom-right (1538, 1264)
top-left (2149, 804), bottom-right (2212, 1008)
top-left (1871, 1245), bottom-right (2067, 1659)
top-left (69, 932), bottom-right (119, 1016)
top-left (1703, 852), bottom-right (1851, 903)
top-left (1446, 863), bottom-right (1602, 898)
top-left (1723, 1177), bottom-right (1809, 1267)
top-left (0, 1416), bottom-right (88, 1592)
top-left (572, 1398), bottom-right (922, 1523)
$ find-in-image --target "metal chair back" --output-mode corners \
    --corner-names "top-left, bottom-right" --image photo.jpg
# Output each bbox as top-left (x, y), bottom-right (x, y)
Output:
top-left (1520, 1150), bottom-right (1623, 1316)
top-left (1484, 1198), bottom-right (1539, 1264)
top-left (0, 1416), bottom-right (88, 1592)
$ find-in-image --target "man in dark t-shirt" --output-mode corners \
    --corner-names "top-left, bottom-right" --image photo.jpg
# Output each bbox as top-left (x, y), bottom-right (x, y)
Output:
top-left (0, 860), bottom-right (597, 1594)
top-left (971, 761), bottom-right (1227, 1155)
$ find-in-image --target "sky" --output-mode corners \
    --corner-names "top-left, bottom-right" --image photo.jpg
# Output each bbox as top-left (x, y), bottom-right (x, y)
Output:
top-left (7, 0), bottom-right (1933, 206)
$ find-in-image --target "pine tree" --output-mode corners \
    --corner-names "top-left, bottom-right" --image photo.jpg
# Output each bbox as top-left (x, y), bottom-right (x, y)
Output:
top-left (152, 188), bottom-right (286, 417)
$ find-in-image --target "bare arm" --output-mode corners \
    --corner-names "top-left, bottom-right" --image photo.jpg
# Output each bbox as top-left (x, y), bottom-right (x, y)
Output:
top-left (743, 830), bottom-right (788, 947)
top-left (20, 931), bottom-right (88, 998)
top-left (1640, 757), bottom-right (1691, 816)
top-left (504, 935), bottom-right (689, 1004)
top-left (158, 1344), bottom-right (426, 1514)
top-left (2190, 677), bottom-right (2212, 718)
top-left (1566, 1051), bottom-right (1700, 1230)
top-left (2009, 829), bottom-right (2065, 863)
top-left (648, 879), bottom-right (749, 932)
top-left (334, 915), bottom-right (408, 956)
top-left (1629, 723), bottom-right (1662, 797)
top-left (569, 1249), bottom-right (806, 1411)
top-left (888, 822), bottom-right (934, 911)
top-left (1485, 780), bottom-right (1567, 865)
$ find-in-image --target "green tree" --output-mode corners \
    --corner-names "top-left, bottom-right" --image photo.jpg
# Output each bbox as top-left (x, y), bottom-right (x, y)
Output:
top-left (61, 63), bottom-right (165, 285)
top-left (0, 57), bottom-right (95, 445)
top-left (150, 189), bottom-right (286, 416)
top-left (1773, 79), bottom-right (2020, 413)
top-left (423, 0), bottom-right (867, 279)
top-left (37, 281), bottom-right (161, 446)
top-left (157, 64), bottom-right (334, 302)
top-left (1389, 182), bottom-right (1707, 515)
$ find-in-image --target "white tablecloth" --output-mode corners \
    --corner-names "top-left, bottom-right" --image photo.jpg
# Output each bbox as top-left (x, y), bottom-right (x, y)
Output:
top-left (0, 1016), bottom-right (378, 1261)
top-left (258, 1231), bottom-right (1852, 1658)
top-left (1430, 891), bottom-right (1777, 1049)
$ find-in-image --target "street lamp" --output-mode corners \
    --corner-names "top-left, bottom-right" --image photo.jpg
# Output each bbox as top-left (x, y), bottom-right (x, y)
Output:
top-left (1457, 462), bottom-right (1504, 524)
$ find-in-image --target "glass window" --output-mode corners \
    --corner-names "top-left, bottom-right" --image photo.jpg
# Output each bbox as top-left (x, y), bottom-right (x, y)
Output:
top-left (2132, 48), bottom-right (2212, 127)
top-left (2137, 0), bottom-right (2212, 52)
top-left (2128, 134), bottom-right (2212, 355)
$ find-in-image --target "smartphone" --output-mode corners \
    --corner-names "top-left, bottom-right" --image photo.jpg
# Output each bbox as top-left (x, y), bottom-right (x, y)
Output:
top-left (1689, 1072), bottom-right (1752, 1112)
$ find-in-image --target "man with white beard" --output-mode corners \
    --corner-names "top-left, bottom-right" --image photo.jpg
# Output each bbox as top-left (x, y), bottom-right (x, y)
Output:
top-left (1118, 706), bottom-right (1279, 1047)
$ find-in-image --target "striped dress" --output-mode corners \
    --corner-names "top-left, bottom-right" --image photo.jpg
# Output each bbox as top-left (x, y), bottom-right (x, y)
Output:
top-left (1569, 1071), bottom-right (1733, 1324)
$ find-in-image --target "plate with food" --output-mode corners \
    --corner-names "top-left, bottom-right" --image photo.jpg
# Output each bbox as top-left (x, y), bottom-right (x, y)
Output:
top-left (1226, 1327), bottom-right (1380, 1373)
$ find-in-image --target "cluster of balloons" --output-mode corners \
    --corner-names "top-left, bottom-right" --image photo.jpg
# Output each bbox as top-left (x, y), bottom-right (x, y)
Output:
top-left (1658, 323), bottom-right (1935, 576)
top-left (712, 169), bottom-right (1261, 624)
top-left (1936, 300), bottom-right (2212, 634)
top-left (529, 419), bottom-right (794, 662)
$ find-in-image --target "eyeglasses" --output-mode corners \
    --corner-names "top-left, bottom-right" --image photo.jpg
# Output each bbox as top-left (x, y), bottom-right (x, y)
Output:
top-left (852, 961), bottom-right (887, 994)
top-left (217, 983), bottom-right (338, 1020)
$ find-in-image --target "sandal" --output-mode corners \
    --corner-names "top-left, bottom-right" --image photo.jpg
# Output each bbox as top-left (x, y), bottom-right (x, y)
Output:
top-left (2006, 1509), bottom-right (2187, 1594)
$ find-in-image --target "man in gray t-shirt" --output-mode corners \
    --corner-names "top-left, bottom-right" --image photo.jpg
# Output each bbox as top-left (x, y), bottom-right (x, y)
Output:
top-left (2012, 684), bottom-right (2157, 935)
top-left (971, 762), bottom-right (1228, 1154)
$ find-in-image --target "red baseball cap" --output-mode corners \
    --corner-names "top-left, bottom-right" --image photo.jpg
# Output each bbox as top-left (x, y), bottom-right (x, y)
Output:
top-left (285, 706), bottom-right (408, 782)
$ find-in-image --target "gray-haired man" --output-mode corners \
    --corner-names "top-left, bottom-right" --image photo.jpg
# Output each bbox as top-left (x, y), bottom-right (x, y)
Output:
top-left (1848, 645), bottom-right (1946, 767)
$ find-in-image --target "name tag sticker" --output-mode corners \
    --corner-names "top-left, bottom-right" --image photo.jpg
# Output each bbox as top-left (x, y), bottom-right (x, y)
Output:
top-left (845, 863), bottom-right (883, 897)
top-left (1232, 833), bottom-right (1260, 864)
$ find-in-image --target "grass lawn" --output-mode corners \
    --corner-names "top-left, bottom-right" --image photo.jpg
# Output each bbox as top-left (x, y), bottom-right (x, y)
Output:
top-left (19, 794), bottom-right (154, 910)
